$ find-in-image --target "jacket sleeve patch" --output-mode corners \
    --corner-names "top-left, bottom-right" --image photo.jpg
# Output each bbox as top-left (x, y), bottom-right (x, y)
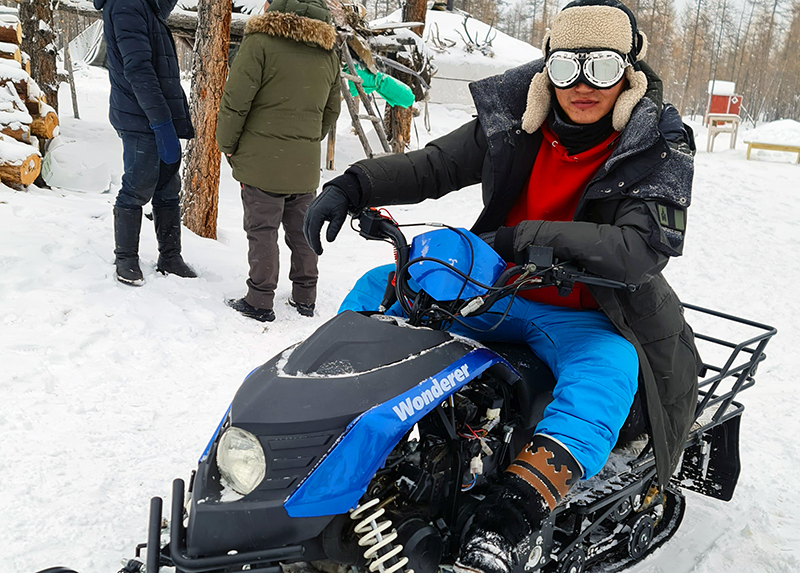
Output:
top-left (657, 203), bottom-right (686, 232)
top-left (645, 200), bottom-right (686, 257)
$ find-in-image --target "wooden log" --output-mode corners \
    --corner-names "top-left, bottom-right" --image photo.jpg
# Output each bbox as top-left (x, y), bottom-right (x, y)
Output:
top-left (0, 21), bottom-right (22, 45)
top-left (25, 98), bottom-right (37, 116)
top-left (1, 123), bottom-right (31, 143)
top-left (25, 96), bottom-right (42, 116)
top-left (0, 68), bottom-right (29, 100)
top-left (30, 110), bottom-right (58, 139)
top-left (0, 152), bottom-right (40, 186)
top-left (0, 41), bottom-right (21, 63)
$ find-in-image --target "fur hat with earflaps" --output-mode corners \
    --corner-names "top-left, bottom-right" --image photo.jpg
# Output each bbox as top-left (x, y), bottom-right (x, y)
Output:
top-left (521, 0), bottom-right (650, 134)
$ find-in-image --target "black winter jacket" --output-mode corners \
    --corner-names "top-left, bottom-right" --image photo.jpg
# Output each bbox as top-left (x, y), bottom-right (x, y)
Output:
top-left (94, 0), bottom-right (194, 138)
top-left (343, 60), bottom-right (700, 487)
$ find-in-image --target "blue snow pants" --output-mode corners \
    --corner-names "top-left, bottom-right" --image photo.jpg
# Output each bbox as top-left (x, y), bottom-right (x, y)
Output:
top-left (339, 264), bottom-right (639, 478)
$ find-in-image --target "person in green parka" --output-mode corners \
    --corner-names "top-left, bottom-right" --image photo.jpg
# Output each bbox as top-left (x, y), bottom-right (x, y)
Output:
top-left (217, 0), bottom-right (341, 322)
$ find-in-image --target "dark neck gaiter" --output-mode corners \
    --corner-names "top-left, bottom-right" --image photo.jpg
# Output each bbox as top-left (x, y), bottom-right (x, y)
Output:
top-left (548, 103), bottom-right (616, 156)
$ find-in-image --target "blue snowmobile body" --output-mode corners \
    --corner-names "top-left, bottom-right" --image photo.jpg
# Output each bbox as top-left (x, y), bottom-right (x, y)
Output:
top-left (187, 311), bottom-right (518, 553)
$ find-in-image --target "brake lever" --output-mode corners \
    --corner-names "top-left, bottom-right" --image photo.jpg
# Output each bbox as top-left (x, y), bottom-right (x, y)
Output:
top-left (550, 264), bottom-right (637, 293)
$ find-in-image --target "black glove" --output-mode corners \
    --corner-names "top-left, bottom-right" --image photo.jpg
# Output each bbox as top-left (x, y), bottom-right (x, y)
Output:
top-left (478, 231), bottom-right (495, 249)
top-left (303, 173), bottom-right (363, 255)
top-left (480, 227), bottom-right (516, 261)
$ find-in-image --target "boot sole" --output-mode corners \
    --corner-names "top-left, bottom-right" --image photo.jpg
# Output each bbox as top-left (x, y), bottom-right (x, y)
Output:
top-left (157, 266), bottom-right (198, 278)
top-left (115, 271), bottom-right (144, 287)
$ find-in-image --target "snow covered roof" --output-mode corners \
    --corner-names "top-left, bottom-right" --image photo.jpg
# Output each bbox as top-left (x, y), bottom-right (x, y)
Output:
top-left (708, 80), bottom-right (736, 96)
top-left (371, 10), bottom-right (540, 106)
top-left (373, 9), bottom-right (541, 71)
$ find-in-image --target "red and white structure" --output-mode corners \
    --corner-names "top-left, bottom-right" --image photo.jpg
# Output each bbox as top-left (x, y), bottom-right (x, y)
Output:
top-left (704, 80), bottom-right (742, 152)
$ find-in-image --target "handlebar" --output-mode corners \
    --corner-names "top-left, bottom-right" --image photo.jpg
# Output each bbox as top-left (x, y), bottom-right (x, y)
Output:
top-left (354, 210), bottom-right (636, 329)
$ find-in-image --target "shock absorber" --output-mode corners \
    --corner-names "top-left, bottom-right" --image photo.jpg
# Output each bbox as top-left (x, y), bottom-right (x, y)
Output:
top-left (349, 498), bottom-right (412, 573)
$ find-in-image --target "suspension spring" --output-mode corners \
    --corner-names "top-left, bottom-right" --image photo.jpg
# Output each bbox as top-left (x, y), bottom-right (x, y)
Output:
top-left (349, 498), bottom-right (412, 573)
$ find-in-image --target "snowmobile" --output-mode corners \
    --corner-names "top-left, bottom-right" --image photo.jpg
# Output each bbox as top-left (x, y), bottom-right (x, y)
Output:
top-left (120, 209), bottom-right (775, 573)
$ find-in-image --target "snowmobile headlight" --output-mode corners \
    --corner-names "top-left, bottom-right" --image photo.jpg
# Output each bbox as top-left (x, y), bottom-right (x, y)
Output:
top-left (216, 426), bottom-right (266, 496)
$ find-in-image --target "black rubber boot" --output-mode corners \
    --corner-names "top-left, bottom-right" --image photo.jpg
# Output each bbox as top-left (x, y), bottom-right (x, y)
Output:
top-left (289, 297), bottom-right (315, 317)
top-left (153, 206), bottom-right (197, 278)
top-left (113, 206), bottom-right (144, 286)
top-left (226, 298), bottom-right (276, 322)
top-left (455, 435), bottom-right (582, 573)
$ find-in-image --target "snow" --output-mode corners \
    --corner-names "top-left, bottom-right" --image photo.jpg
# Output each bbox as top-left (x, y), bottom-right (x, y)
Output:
top-left (0, 132), bottom-right (37, 164)
top-left (371, 10), bottom-right (541, 106)
top-left (40, 136), bottom-right (111, 193)
top-left (0, 80), bottom-right (33, 126)
top-left (0, 40), bottom-right (19, 55)
top-left (0, 63), bottom-right (31, 83)
top-left (707, 80), bottom-right (736, 96)
top-left (742, 119), bottom-right (800, 147)
top-left (2, 63), bottom-right (800, 573)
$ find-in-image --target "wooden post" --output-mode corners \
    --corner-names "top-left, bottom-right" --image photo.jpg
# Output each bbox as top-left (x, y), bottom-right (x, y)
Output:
top-left (325, 124), bottom-right (336, 170)
top-left (180, 0), bottom-right (232, 240)
top-left (61, 23), bottom-right (80, 120)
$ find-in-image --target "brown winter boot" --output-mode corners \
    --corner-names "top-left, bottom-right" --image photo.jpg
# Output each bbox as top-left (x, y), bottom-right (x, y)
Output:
top-left (454, 434), bottom-right (582, 573)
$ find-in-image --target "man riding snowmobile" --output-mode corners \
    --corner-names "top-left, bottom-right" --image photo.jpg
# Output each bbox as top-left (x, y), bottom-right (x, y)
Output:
top-left (303, 1), bottom-right (700, 572)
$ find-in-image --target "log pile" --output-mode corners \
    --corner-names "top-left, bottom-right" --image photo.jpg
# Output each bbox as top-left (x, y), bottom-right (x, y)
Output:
top-left (0, 8), bottom-right (59, 187)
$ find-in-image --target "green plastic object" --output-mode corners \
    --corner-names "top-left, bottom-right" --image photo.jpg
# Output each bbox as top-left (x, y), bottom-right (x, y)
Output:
top-left (347, 64), bottom-right (415, 109)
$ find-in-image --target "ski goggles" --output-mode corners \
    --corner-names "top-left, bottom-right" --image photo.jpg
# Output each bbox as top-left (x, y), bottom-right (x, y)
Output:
top-left (546, 50), bottom-right (629, 90)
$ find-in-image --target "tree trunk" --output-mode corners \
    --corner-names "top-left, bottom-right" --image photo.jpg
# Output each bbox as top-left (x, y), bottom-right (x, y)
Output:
top-left (19, 0), bottom-right (59, 113)
top-left (679, 0), bottom-right (703, 115)
top-left (384, 0), bottom-right (426, 153)
top-left (181, 0), bottom-right (232, 240)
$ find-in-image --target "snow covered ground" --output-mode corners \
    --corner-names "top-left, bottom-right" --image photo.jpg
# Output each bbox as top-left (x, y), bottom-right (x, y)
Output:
top-left (2, 65), bottom-right (799, 573)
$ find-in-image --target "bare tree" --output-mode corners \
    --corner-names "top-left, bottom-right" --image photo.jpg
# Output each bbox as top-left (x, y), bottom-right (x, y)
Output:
top-left (679, 0), bottom-right (704, 114)
top-left (181, 0), bottom-right (232, 239)
top-left (19, 0), bottom-right (59, 113)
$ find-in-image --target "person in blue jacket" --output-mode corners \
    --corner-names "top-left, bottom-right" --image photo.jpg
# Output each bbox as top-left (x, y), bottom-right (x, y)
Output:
top-left (94, 0), bottom-right (196, 285)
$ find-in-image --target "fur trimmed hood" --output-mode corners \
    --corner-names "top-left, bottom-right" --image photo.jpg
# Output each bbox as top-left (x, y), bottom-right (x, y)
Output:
top-left (245, 9), bottom-right (336, 51)
top-left (518, 0), bottom-right (650, 133)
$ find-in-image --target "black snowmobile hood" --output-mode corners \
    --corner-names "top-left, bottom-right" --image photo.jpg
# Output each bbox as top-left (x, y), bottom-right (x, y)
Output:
top-left (232, 311), bottom-right (473, 432)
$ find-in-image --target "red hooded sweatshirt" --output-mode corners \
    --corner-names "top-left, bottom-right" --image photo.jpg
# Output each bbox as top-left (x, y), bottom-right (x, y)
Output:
top-left (504, 122), bottom-right (619, 310)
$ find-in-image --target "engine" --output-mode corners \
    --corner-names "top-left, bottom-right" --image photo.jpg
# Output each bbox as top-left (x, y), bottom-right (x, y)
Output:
top-left (321, 374), bottom-right (521, 573)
